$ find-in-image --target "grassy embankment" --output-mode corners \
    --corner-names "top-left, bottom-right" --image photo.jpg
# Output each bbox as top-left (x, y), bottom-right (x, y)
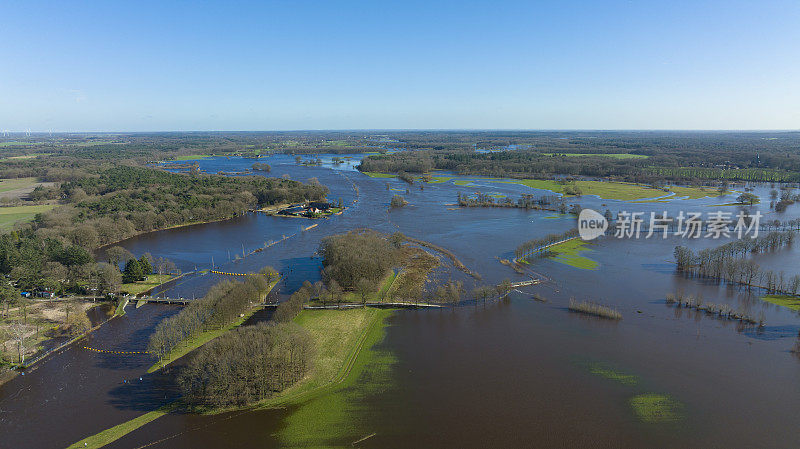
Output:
top-left (546, 239), bottom-right (598, 270)
top-left (65, 403), bottom-right (179, 449)
top-left (761, 294), bottom-right (800, 311)
top-left (68, 307), bottom-right (393, 449)
top-left (265, 308), bottom-right (395, 447)
top-left (120, 274), bottom-right (174, 296)
top-left (146, 279), bottom-right (279, 373)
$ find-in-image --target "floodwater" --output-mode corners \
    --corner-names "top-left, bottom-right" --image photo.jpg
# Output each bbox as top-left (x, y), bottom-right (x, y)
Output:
top-left (2, 154), bottom-right (800, 448)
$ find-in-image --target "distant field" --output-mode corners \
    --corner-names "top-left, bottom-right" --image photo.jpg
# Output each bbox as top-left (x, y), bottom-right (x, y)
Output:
top-left (539, 152), bottom-right (649, 159)
top-left (498, 178), bottom-right (666, 201)
top-left (0, 141), bottom-right (35, 147)
top-left (0, 204), bottom-right (56, 230)
top-left (0, 177), bottom-right (39, 193)
top-left (363, 171), bottom-right (397, 178)
top-left (4, 153), bottom-right (49, 160)
top-left (173, 154), bottom-right (212, 161)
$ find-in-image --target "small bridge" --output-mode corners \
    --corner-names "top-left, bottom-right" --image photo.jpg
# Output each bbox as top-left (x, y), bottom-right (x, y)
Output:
top-left (135, 296), bottom-right (191, 306)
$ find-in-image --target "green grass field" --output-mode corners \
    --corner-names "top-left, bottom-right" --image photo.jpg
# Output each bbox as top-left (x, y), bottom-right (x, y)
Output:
top-left (271, 308), bottom-right (394, 447)
top-left (362, 171), bottom-right (397, 178)
top-left (3, 153), bottom-right (50, 160)
top-left (173, 154), bottom-right (212, 161)
top-left (0, 177), bottom-right (39, 192)
top-left (539, 152), bottom-right (649, 159)
top-left (0, 204), bottom-right (56, 231)
top-left (668, 185), bottom-right (723, 200)
top-left (120, 274), bottom-right (174, 296)
top-left (0, 141), bottom-right (35, 147)
top-left (424, 176), bottom-right (453, 183)
top-left (761, 294), bottom-right (800, 311)
top-left (547, 238), bottom-right (599, 270)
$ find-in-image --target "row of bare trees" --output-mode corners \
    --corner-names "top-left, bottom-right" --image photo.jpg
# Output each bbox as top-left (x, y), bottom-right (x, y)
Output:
top-left (147, 271), bottom-right (274, 363)
top-left (674, 231), bottom-right (799, 294)
top-left (514, 228), bottom-right (579, 260)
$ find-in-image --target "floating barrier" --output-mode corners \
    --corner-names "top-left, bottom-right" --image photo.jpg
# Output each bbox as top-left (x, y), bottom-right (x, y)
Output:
top-left (210, 270), bottom-right (251, 276)
top-left (83, 346), bottom-right (150, 355)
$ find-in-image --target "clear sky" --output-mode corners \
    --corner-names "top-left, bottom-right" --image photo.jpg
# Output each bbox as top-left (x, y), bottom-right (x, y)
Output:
top-left (1, 0), bottom-right (798, 131)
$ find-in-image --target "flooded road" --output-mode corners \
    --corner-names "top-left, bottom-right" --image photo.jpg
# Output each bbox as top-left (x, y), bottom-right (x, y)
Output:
top-left (2, 154), bottom-right (800, 448)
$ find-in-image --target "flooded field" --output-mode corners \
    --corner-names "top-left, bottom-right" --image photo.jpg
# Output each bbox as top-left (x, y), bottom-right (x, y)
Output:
top-left (2, 154), bottom-right (800, 448)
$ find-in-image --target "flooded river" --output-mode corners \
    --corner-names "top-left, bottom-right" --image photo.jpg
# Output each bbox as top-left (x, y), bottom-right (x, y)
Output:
top-left (2, 154), bottom-right (799, 448)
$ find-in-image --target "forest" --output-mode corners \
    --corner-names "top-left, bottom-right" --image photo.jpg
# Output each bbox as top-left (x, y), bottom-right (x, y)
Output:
top-left (0, 160), bottom-right (324, 296)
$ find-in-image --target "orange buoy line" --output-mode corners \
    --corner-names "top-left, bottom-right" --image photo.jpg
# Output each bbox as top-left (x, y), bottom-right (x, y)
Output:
top-left (83, 346), bottom-right (150, 355)
top-left (210, 270), bottom-right (256, 276)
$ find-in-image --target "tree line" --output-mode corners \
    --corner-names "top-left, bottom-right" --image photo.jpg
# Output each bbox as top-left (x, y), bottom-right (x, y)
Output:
top-left (674, 231), bottom-right (799, 294)
top-left (515, 229), bottom-right (580, 261)
top-left (457, 192), bottom-right (566, 211)
top-left (147, 268), bottom-right (277, 363)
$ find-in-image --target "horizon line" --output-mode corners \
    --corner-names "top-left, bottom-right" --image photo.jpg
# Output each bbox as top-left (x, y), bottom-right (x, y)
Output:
top-left (3, 128), bottom-right (800, 135)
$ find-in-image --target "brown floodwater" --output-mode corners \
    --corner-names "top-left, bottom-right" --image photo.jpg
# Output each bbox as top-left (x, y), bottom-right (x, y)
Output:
top-left (2, 155), bottom-right (800, 448)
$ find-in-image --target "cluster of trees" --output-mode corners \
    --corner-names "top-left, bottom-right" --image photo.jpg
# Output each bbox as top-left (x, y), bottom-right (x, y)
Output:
top-left (397, 171), bottom-right (415, 184)
top-left (514, 229), bottom-right (580, 260)
top-left (390, 195), bottom-right (408, 208)
top-left (178, 322), bottom-right (313, 408)
top-left (772, 187), bottom-right (800, 212)
top-left (433, 280), bottom-right (464, 304)
top-left (674, 231), bottom-right (799, 294)
top-left (319, 230), bottom-right (401, 290)
top-left (457, 192), bottom-right (565, 211)
top-left (251, 162), bottom-right (271, 172)
top-left (147, 270), bottom-right (276, 362)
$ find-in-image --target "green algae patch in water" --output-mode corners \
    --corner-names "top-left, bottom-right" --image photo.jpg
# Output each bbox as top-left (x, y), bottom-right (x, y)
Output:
top-left (629, 393), bottom-right (684, 424)
top-left (587, 362), bottom-right (638, 386)
top-left (273, 308), bottom-right (396, 448)
top-left (547, 239), bottom-right (599, 270)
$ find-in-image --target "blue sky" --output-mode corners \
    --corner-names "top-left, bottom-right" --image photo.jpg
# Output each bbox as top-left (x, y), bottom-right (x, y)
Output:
top-left (1, 0), bottom-right (798, 131)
